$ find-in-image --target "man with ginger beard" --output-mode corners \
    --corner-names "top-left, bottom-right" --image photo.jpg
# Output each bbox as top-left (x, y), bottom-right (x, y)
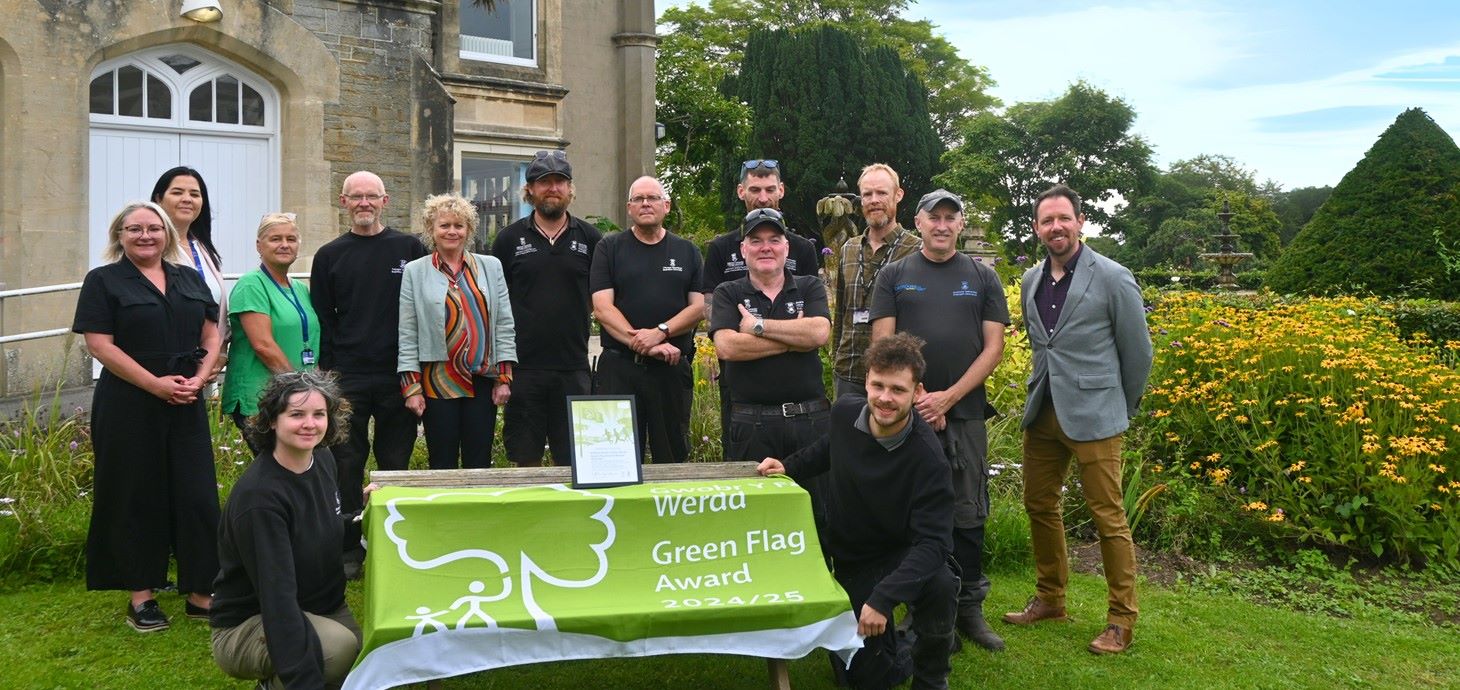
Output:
top-left (491, 150), bottom-right (602, 467)
top-left (831, 163), bottom-right (922, 399)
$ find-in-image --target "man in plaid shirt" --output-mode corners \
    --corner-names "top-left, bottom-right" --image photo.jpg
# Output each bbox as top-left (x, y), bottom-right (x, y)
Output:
top-left (832, 163), bottom-right (922, 398)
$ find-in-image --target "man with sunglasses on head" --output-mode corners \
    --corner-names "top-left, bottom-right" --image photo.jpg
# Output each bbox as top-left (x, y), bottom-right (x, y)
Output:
top-left (710, 208), bottom-right (831, 466)
top-left (701, 159), bottom-right (821, 452)
top-left (491, 150), bottom-right (603, 468)
top-left (310, 170), bottom-right (427, 578)
top-left (590, 176), bottom-right (704, 464)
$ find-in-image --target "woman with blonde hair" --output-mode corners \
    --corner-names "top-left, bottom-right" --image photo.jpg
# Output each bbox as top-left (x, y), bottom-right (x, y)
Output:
top-left (221, 212), bottom-right (320, 454)
top-left (398, 193), bottom-right (516, 468)
top-left (72, 200), bottom-right (221, 632)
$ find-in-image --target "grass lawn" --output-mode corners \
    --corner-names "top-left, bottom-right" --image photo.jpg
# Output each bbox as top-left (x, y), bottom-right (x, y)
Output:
top-left (1, 568), bottom-right (1455, 689)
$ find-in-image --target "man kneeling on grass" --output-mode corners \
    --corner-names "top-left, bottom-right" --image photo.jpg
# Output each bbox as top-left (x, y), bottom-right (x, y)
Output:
top-left (758, 333), bottom-right (959, 689)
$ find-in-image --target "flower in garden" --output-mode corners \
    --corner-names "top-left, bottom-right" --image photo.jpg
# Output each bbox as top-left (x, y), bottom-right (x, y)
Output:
top-left (1243, 501), bottom-right (1267, 511)
top-left (1206, 452), bottom-right (1222, 463)
top-left (0, 510), bottom-right (13, 517)
top-left (1171, 276), bottom-right (1181, 283)
top-left (821, 247), bottom-right (833, 255)
top-left (1016, 255), bottom-right (1028, 264)
top-left (0, 497), bottom-right (14, 504)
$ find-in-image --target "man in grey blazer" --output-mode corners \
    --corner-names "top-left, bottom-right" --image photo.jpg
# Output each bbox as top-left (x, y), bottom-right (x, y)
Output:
top-left (1003, 184), bottom-right (1152, 655)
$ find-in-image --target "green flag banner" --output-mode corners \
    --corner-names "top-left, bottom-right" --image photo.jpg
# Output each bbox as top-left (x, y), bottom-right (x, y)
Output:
top-left (343, 477), bottom-right (861, 689)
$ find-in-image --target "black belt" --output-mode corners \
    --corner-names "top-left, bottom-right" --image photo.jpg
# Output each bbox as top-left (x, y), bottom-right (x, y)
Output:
top-left (604, 347), bottom-right (669, 366)
top-left (731, 398), bottom-right (830, 418)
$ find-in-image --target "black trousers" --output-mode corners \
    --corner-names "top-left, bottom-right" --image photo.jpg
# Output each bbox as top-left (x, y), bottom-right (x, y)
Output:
top-left (230, 411), bottom-right (263, 457)
top-left (502, 368), bottom-right (590, 467)
top-left (595, 349), bottom-right (691, 464)
top-left (86, 374), bottom-right (219, 594)
top-left (331, 372), bottom-right (418, 515)
top-left (725, 404), bottom-right (832, 536)
top-left (836, 556), bottom-right (958, 689)
top-left (421, 376), bottom-right (498, 470)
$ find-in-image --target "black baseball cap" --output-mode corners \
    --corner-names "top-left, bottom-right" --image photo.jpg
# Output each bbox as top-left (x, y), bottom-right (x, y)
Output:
top-left (742, 208), bottom-right (787, 238)
top-left (526, 150), bottom-right (572, 183)
top-left (916, 188), bottom-right (964, 214)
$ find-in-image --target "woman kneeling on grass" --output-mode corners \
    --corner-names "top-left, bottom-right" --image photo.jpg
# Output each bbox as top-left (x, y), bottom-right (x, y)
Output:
top-left (210, 371), bottom-right (377, 689)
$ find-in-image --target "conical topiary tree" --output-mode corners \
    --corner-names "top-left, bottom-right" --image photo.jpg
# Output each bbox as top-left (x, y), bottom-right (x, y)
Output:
top-left (1268, 108), bottom-right (1460, 298)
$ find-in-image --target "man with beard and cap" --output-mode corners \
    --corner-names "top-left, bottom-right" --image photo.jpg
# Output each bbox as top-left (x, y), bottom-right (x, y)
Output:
top-left (1004, 184), bottom-right (1152, 655)
top-left (310, 170), bottom-right (427, 578)
top-left (872, 188), bottom-right (1010, 653)
top-left (758, 333), bottom-right (959, 690)
top-left (491, 150), bottom-right (603, 467)
top-left (701, 160), bottom-right (821, 452)
top-left (831, 163), bottom-right (922, 399)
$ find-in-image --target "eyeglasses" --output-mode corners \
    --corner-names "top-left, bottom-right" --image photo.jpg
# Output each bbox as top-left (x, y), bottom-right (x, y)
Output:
top-left (535, 150), bottom-right (567, 161)
top-left (345, 194), bottom-right (385, 202)
top-left (742, 159), bottom-right (779, 172)
top-left (122, 224), bottom-right (167, 235)
top-left (628, 195), bottom-right (668, 205)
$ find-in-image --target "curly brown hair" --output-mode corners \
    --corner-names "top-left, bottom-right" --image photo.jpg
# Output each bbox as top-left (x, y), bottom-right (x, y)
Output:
top-left (246, 370), bottom-right (351, 452)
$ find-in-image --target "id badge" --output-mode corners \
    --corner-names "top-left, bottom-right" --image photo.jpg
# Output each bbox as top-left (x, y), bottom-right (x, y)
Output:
top-left (301, 348), bottom-right (316, 366)
top-left (852, 309), bottom-right (871, 324)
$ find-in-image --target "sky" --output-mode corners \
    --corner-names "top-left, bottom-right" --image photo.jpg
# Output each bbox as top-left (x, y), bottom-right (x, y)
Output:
top-left (658, 0), bottom-right (1460, 191)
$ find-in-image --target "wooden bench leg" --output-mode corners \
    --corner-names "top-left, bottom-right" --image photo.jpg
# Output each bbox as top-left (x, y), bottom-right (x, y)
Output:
top-left (766, 658), bottom-right (790, 690)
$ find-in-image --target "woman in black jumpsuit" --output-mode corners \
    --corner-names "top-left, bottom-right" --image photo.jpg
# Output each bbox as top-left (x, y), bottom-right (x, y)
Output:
top-left (72, 201), bottom-right (223, 632)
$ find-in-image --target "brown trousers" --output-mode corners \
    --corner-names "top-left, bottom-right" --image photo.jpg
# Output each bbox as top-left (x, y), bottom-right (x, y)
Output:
top-left (1022, 403), bottom-right (1139, 627)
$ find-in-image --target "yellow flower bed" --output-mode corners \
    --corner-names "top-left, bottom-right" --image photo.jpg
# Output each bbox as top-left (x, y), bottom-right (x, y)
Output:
top-left (1141, 291), bottom-right (1460, 564)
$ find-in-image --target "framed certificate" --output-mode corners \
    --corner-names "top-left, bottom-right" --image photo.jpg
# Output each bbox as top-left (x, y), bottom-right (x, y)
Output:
top-left (567, 395), bottom-right (643, 488)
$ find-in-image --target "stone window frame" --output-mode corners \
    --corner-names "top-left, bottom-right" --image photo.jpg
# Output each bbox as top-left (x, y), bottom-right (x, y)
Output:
top-left (88, 44), bottom-right (278, 135)
top-left (457, 0), bottom-right (539, 68)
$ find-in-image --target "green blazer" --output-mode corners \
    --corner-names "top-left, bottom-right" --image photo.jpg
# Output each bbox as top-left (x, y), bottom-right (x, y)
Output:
top-left (397, 252), bottom-right (516, 375)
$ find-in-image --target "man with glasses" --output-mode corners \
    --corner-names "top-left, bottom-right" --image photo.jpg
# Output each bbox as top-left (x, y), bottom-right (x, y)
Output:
top-left (309, 170), bottom-right (426, 577)
top-left (491, 150), bottom-right (602, 467)
top-left (709, 208), bottom-right (830, 465)
top-left (872, 189), bottom-right (1010, 653)
top-left (590, 176), bottom-right (704, 464)
top-left (832, 163), bottom-right (921, 398)
top-left (701, 159), bottom-right (821, 451)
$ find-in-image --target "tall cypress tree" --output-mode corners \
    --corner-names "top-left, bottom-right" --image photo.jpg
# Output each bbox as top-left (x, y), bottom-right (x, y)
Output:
top-left (717, 26), bottom-right (943, 233)
top-left (1268, 108), bottom-right (1460, 298)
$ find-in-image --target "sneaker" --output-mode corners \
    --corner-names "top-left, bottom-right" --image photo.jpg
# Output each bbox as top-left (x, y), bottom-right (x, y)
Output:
top-left (126, 599), bottom-right (170, 633)
top-left (1088, 624), bottom-right (1133, 654)
top-left (185, 600), bottom-right (211, 621)
top-left (1001, 596), bottom-right (1068, 625)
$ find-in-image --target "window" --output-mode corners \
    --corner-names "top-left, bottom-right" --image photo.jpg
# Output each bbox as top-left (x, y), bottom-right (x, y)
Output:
top-left (461, 155), bottom-right (529, 250)
top-left (460, 0), bottom-right (536, 67)
top-left (190, 75), bottom-right (266, 126)
top-left (89, 65), bottom-right (171, 120)
top-left (88, 51), bottom-right (268, 129)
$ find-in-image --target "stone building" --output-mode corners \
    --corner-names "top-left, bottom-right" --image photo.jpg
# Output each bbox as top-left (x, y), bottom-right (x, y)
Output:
top-left (0, 0), bottom-right (657, 395)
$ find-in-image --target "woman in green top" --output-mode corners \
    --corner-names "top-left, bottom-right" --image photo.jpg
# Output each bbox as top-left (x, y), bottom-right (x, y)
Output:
top-left (221, 212), bottom-right (321, 453)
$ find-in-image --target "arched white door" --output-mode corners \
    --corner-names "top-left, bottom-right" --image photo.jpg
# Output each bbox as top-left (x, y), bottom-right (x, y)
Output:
top-left (88, 45), bottom-right (280, 276)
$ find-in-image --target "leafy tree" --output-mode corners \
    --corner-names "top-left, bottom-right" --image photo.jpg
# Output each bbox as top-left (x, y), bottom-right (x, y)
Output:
top-left (718, 26), bottom-right (943, 233)
top-left (1113, 156), bottom-right (1283, 269)
top-left (1272, 185), bottom-right (1333, 246)
top-left (1268, 108), bottom-right (1460, 299)
top-left (935, 81), bottom-right (1156, 256)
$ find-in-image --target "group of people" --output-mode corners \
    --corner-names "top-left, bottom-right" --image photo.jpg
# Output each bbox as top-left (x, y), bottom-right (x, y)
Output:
top-left (71, 150), bottom-right (1152, 689)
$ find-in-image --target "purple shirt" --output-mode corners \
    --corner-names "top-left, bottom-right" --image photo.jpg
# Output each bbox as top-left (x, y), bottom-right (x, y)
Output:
top-left (1033, 244), bottom-right (1084, 337)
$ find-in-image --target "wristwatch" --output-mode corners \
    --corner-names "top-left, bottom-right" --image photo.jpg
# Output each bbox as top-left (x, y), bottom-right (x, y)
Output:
top-left (752, 318), bottom-right (765, 337)
top-left (657, 322), bottom-right (670, 337)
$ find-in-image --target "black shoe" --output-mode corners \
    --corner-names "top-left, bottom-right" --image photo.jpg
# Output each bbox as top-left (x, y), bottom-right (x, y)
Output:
top-left (185, 600), bottom-right (211, 621)
top-left (958, 605), bottom-right (1006, 651)
top-left (126, 599), bottom-right (170, 632)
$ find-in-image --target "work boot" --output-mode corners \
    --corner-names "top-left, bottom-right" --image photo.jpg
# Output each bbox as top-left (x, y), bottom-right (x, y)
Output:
top-left (909, 630), bottom-right (955, 690)
top-left (1088, 623), bottom-right (1133, 654)
top-left (956, 604), bottom-right (1005, 651)
top-left (1002, 596), bottom-right (1068, 625)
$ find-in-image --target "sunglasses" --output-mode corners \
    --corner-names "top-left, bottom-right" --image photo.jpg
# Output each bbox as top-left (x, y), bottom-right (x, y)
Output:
top-left (742, 159), bottom-right (779, 172)
top-left (535, 150), bottom-right (568, 161)
top-left (744, 208), bottom-right (784, 223)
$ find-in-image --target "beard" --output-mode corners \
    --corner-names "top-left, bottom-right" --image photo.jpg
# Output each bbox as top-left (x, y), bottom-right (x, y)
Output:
top-left (533, 196), bottom-right (569, 220)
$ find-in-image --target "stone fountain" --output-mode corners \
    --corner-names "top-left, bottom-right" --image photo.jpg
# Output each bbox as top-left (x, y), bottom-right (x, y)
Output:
top-left (1200, 199), bottom-right (1253, 290)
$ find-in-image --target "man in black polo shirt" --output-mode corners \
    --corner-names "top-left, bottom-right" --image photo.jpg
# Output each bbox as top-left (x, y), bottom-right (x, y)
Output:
top-left (590, 176), bottom-right (704, 464)
top-left (872, 188), bottom-right (1010, 653)
top-left (710, 207), bottom-right (830, 463)
top-left (701, 159), bottom-right (821, 444)
top-left (758, 333), bottom-right (959, 690)
top-left (491, 150), bottom-right (603, 467)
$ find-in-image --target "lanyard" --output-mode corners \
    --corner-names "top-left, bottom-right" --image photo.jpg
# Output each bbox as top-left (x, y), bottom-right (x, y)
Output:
top-left (188, 239), bottom-right (206, 278)
top-left (260, 266), bottom-right (310, 342)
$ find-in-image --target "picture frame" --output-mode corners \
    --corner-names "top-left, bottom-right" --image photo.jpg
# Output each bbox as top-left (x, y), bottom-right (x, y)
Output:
top-left (567, 395), bottom-right (644, 488)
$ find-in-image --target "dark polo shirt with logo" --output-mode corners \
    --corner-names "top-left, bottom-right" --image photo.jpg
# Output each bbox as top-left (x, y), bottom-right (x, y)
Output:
top-left (589, 229), bottom-right (703, 359)
top-left (701, 228), bottom-right (820, 293)
top-left (491, 214), bottom-right (602, 370)
top-left (310, 226), bottom-right (428, 374)
top-left (709, 272), bottom-right (829, 405)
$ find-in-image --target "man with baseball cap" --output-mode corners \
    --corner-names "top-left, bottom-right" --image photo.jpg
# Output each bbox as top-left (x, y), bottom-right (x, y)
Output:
top-left (872, 188), bottom-right (1010, 652)
top-left (491, 150), bottom-right (603, 467)
top-left (710, 207), bottom-right (831, 464)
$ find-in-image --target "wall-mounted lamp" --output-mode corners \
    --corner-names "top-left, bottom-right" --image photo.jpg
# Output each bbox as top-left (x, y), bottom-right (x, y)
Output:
top-left (180, 0), bottom-right (223, 22)
top-left (654, 122), bottom-right (666, 141)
